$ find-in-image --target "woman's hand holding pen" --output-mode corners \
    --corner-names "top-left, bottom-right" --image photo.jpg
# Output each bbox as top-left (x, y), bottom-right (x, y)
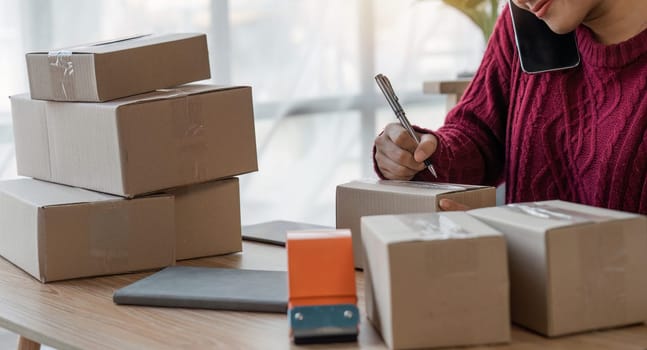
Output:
top-left (375, 123), bottom-right (470, 212)
top-left (375, 123), bottom-right (438, 181)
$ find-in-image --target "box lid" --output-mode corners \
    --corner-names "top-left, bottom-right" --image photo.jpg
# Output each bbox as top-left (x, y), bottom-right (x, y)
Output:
top-left (28, 33), bottom-right (204, 55)
top-left (105, 84), bottom-right (248, 107)
top-left (339, 179), bottom-right (486, 196)
top-left (362, 211), bottom-right (502, 244)
top-left (469, 200), bottom-right (640, 233)
top-left (10, 84), bottom-right (249, 110)
top-left (0, 179), bottom-right (119, 208)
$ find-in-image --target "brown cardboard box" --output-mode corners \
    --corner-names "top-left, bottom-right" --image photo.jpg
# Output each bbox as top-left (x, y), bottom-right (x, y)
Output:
top-left (469, 200), bottom-right (647, 336)
top-left (0, 178), bottom-right (175, 283)
top-left (10, 84), bottom-right (258, 198)
top-left (336, 179), bottom-right (495, 268)
top-left (167, 178), bottom-right (242, 260)
top-left (26, 33), bottom-right (210, 102)
top-left (362, 212), bottom-right (510, 349)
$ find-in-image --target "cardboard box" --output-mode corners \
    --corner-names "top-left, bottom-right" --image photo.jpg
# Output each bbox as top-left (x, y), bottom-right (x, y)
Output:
top-left (336, 179), bottom-right (495, 268)
top-left (11, 84), bottom-right (258, 197)
top-left (469, 200), bottom-right (647, 336)
top-left (0, 178), bottom-right (175, 283)
top-left (362, 212), bottom-right (509, 349)
top-left (167, 178), bottom-right (242, 260)
top-left (26, 33), bottom-right (210, 102)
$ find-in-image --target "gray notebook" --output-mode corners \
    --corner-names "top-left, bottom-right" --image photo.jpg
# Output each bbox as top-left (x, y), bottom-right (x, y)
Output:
top-left (113, 266), bottom-right (287, 313)
top-left (242, 220), bottom-right (333, 246)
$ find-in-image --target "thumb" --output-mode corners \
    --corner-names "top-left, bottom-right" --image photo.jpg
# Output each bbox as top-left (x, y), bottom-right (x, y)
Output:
top-left (414, 133), bottom-right (437, 163)
top-left (439, 199), bottom-right (470, 211)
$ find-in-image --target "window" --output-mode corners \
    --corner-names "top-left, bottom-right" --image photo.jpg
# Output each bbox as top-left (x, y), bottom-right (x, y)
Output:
top-left (1, 0), bottom-right (486, 225)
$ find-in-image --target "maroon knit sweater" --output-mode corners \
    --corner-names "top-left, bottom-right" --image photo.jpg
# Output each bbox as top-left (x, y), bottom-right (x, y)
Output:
top-left (376, 6), bottom-right (647, 214)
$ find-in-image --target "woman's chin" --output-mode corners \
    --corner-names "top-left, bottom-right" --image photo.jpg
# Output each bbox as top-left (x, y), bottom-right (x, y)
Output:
top-left (543, 17), bottom-right (580, 34)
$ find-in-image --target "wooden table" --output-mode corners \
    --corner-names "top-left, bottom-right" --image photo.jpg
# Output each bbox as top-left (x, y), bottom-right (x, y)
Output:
top-left (1, 242), bottom-right (646, 350)
top-left (423, 79), bottom-right (472, 110)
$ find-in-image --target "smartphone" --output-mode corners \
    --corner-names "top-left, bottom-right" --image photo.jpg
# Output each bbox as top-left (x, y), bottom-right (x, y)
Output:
top-left (508, 0), bottom-right (580, 73)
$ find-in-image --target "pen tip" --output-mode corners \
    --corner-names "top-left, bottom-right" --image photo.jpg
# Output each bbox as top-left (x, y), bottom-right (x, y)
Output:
top-left (428, 165), bottom-right (438, 178)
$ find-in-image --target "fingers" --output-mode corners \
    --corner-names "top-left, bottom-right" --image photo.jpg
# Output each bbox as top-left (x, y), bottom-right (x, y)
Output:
top-left (375, 149), bottom-right (419, 180)
top-left (375, 128), bottom-right (426, 181)
top-left (376, 134), bottom-right (426, 171)
top-left (439, 199), bottom-right (471, 211)
top-left (375, 123), bottom-right (440, 180)
top-left (384, 123), bottom-right (418, 153)
top-left (414, 133), bottom-right (438, 163)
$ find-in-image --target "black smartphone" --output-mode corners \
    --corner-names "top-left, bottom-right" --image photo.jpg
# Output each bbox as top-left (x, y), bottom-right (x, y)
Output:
top-left (508, 0), bottom-right (580, 73)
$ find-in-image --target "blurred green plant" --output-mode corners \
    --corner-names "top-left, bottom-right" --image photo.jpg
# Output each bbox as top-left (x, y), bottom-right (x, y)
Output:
top-left (436, 0), bottom-right (501, 42)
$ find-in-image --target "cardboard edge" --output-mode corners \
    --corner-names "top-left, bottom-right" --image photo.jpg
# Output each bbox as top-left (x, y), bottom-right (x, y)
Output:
top-left (114, 109), bottom-right (131, 197)
top-left (39, 193), bottom-right (172, 210)
top-left (36, 207), bottom-right (47, 283)
top-left (25, 33), bottom-right (205, 55)
top-left (361, 216), bottom-right (399, 348)
top-left (114, 85), bottom-right (252, 108)
top-left (544, 222), bottom-right (595, 337)
top-left (339, 180), bottom-right (491, 197)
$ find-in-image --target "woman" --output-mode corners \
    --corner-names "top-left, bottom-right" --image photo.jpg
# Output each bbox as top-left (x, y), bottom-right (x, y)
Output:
top-left (374, 0), bottom-right (647, 214)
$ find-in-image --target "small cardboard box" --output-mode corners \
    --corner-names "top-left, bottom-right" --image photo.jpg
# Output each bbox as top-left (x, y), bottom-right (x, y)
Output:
top-left (11, 84), bottom-right (258, 198)
top-left (26, 33), bottom-right (210, 102)
top-left (362, 212), bottom-right (510, 349)
top-left (469, 200), bottom-right (647, 336)
top-left (0, 178), bottom-right (175, 283)
top-left (336, 179), bottom-right (495, 268)
top-left (167, 178), bottom-right (242, 260)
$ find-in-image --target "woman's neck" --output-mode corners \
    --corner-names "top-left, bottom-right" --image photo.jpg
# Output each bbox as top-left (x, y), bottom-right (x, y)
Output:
top-left (583, 0), bottom-right (647, 45)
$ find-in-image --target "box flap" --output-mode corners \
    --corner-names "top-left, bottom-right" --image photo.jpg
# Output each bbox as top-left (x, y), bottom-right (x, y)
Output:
top-left (469, 200), bottom-right (637, 233)
top-left (10, 85), bottom-right (247, 110)
top-left (10, 94), bottom-right (54, 180)
top-left (532, 200), bottom-right (640, 221)
top-left (0, 179), bottom-right (119, 208)
top-left (28, 33), bottom-right (204, 55)
top-left (102, 84), bottom-right (249, 108)
top-left (10, 93), bottom-right (117, 110)
top-left (362, 212), bottom-right (502, 245)
top-left (340, 179), bottom-right (485, 196)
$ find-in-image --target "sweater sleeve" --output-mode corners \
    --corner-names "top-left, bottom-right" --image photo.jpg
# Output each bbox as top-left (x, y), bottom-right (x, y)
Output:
top-left (406, 6), bottom-right (516, 186)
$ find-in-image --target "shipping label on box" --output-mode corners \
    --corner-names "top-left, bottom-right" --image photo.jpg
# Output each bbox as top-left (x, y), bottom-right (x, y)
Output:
top-left (0, 179), bottom-right (175, 283)
top-left (167, 178), bottom-right (242, 260)
top-left (362, 212), bottom-right (509, 349)
top-left (26, 33), bottom-right (211, 102)
top-left (336, 179), bottom-right (495, 268)
top-left (469, 200), bottom-right (647, 336)
top-left (11, 84), bottom-right (258, 197)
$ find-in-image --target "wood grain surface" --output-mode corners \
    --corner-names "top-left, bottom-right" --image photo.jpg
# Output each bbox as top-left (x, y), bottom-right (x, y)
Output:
top-left (422, 79), bottom-right (472, 97)
top-left (0, 241), bottom-right (646, 350)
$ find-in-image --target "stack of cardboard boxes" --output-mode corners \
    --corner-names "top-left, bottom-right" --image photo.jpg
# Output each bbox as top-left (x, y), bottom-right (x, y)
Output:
top-left (0, 33), bottom-right (258, 282)
top-left (337, 181), bottom-right (647, 349)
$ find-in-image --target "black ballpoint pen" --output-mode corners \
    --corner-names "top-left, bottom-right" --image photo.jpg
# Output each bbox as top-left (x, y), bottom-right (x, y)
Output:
top-left (375, 74), bottom-right (438, 178)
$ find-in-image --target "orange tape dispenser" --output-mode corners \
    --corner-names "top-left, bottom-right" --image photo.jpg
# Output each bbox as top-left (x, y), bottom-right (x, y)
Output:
top-left (286, 229), bottom-right (359, 344)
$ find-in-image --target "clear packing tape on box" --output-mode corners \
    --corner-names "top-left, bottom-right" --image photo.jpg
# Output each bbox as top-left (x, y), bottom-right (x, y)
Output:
top-left (126, 86), bottom-right (210, 184)
top-left (42, 194), bottom-right (174, 282)
top-left (503, 202), bottom-right (615, 223)
top-left (46, 34), bottom-right (152, 100)
top-left (47, 50), bottom-right (75, 100)
top-left (165, 89), bottom-right (209, 183)
top-left (389, 213), bottom-right (475, 242)
top-left (357, 178), bottom-right (473, 191)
